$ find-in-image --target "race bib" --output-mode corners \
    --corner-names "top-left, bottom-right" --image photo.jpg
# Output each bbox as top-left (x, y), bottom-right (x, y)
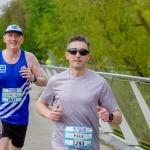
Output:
top-left (64, 126), bottom-right (93, 149)
top-left (2, 88), bottom-right (22, 103)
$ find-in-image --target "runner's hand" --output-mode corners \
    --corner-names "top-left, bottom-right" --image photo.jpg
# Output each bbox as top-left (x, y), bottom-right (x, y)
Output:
top-left (19, 65), bottom-right (34, 81)
top-left (50, 104), bottom-right (62, 121)
top-left (96, 106), bottom-right (109, 122)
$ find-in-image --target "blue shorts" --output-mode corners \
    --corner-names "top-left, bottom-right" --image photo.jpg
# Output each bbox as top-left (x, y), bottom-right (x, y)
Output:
top-left (0, 121), bottom-right (28, 148)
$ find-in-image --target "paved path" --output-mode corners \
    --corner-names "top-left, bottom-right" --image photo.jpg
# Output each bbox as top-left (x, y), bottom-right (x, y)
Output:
top-left (22, 84), bottom-right (115, 150)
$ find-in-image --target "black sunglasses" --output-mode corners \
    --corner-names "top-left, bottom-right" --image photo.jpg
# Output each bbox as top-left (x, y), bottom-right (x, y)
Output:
top-left (67, 48), bottom-right (89, 56)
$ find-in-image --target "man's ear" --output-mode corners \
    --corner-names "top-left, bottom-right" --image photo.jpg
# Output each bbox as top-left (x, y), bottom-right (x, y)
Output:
top-left (21, 37), bottom-right (24, 43)
top-left (3, 35), bottom-right (6, 43)
top-left (65, 52), bottom-right (69, 60)
top-left (86, 53), bottom-right (91, 62)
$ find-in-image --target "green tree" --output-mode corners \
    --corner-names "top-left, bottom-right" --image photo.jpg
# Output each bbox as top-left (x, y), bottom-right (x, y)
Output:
top-left (0, 0), bottom-right (149, 77)
top-left (96, 0), bottom-right (150, 76)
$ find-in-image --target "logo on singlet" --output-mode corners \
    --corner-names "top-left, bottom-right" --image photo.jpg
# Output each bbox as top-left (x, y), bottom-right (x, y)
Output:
top-left (0, 65), bottom-right (6, 73)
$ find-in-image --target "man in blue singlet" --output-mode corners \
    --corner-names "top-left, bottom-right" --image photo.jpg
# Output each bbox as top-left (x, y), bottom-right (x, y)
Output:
top-left (36, 35), bottom-right (122, 150)
top-left (0, 24), bottom-right (48, 150)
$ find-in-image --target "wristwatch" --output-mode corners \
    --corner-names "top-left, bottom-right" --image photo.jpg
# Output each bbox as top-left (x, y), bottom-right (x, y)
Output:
top-left (108, 112), bottom-right (114, 122)
top-left (32, 75), bottom-right (38, 83)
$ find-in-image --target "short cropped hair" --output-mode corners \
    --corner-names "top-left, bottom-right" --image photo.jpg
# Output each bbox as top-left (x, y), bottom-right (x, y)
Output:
top-left (67, 35), bottom-right (90, 50)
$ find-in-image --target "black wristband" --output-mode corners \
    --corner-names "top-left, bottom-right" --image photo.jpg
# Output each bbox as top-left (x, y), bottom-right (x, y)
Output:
top-left (108, 112), bottom-right (114, 122)
top-left (31, 75), bottom-right (38, 83)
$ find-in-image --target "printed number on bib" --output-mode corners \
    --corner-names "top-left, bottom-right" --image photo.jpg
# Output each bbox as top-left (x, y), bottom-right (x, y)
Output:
top-left (2, 88), bottom-right (22, 103)
top-left (64, 126), bottom-right (93, 149)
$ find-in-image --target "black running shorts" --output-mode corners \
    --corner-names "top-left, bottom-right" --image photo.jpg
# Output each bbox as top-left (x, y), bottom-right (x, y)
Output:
top-left (0, 121), bottom-right (28, 148)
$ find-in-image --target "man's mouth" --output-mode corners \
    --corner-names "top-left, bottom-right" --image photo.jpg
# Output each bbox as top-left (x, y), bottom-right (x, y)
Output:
top-left (74, 60), bottom-right (81, 63)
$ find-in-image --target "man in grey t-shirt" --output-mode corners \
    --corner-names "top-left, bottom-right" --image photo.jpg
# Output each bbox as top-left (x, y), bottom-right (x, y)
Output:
top-left (36, 35), bottom-right (122, 150)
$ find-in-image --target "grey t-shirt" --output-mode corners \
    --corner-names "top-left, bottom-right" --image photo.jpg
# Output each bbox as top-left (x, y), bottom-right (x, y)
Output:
top-left (39, 69), bottom-right (119, 150)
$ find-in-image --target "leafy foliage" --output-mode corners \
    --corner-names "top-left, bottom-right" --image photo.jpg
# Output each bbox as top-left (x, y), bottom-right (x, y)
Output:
top-left (0, 0), bottom-right (149, 76)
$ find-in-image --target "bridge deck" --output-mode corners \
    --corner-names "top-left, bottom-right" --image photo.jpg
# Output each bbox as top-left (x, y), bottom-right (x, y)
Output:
top-left (23, 84), bottom-right (115, 150)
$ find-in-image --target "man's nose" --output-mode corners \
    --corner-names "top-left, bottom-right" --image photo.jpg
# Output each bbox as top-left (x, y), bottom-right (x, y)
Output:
top-left (75, 51), bottom-right (81, 56)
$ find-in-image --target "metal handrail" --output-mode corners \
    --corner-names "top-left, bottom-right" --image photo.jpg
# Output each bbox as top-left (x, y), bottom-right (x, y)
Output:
top-left (41, 65), bottom-right (150, 82)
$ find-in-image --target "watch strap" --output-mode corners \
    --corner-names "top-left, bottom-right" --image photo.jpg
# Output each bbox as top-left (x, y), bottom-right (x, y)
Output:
top-left (31, 75), bottom-right (38, 83)
top-left (108, 112), bottom-right (114, 122)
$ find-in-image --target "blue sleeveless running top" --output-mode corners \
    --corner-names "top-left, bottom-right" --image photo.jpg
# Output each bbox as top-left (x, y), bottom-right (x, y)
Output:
top-left (0, 50), bottom-right (30, 125)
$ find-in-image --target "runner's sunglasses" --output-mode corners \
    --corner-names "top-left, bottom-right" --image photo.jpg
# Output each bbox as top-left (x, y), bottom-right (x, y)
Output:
top-left (67, 48), bottom-right (89, 56)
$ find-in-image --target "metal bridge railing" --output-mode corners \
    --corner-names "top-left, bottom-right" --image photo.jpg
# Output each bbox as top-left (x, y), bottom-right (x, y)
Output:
top-left (41, 65), bottom-right (150, 150)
